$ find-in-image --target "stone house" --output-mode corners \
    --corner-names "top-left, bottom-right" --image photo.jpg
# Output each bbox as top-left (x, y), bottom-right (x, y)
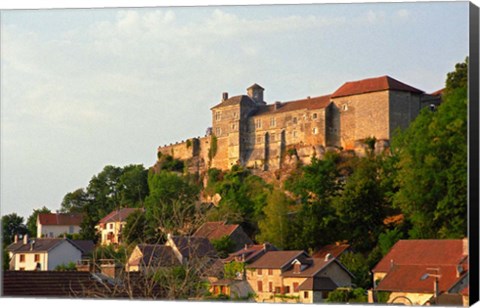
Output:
top-left (371, 238), bottom-right (469, 306)
top-left (6, 236), bottom-right (87, 271)
top-left (96, 207), bottom-right (143, 246)
top-left (193, 221), bottom-right (253, 251)
top-left (156, 75), bottom-right (441, 174)
top-left (244, 250), bottom-right (353, 303)
top-left (37, 212), bottom-right (83, 238)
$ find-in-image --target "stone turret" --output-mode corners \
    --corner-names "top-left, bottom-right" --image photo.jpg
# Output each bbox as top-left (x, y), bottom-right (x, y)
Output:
top-left (247, 83), bottom-right (265, 105)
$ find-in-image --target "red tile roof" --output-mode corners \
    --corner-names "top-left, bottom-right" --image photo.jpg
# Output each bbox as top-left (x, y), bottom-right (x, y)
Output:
top-left (311, 243), bottom-right (350, 259)
top-left (376, 264), bottom-right (463, 293)
top-left (373, 239), bottom-right (467, 273)
top-left (223, 243), bottom-right (277, 263)
top-left (430, 88), bottom-right (445, 96)
top-left (254, 94), bottom-right (331, 116)
top-left (193, 221), bottom-right (239, 240)
top-left (245, 250), bottom-right (307, 269)
top-left (211, 95), bottom-right (256, 109)
top-left (99, 208), bottom-right (142, 224)
top-left (38, 213), bottom-right (83, 226)
top-left (331, 75), bottom-right (424, 98)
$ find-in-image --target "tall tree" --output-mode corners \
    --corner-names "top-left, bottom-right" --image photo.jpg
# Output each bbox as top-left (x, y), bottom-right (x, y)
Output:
top-left (257, 189), bottom-right (293, 249)
top-left (2, 213), bottom-right (28, 246)
top-left (26, 206), bottom-right (51, 238)
top-left (60, 188), bottom-right (89, 213)
top-left (392, 58), bottom-right (468, 238)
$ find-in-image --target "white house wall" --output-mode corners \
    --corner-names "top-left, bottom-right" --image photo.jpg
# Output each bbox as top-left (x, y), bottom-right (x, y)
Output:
top-left (47, 241), bottom-right (82, 270)
top-left (38, 225), bottom-right (81, 238)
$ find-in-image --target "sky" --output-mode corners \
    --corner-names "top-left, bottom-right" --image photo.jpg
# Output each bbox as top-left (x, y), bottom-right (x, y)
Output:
top-left (0, 0), bottom-right (471, 220)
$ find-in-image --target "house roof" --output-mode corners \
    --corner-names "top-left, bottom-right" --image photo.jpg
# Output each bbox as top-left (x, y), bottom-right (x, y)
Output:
top-left (331, 75), bottom-right (424, 98)
top-left (247, 83), bottom-right (264, 90)
top-left (7, 238), bottom-right (81, 254)
top-left (375, 264), bottom-right (465, 294)
top-left (253, 94), bottom-right (331, 116)
top-left (170, 235), bottom-right (217, 259)
top-left (2, 271), bottom-right (164, 298)
top-left (130, 244), bottom-right (180, 267)
top-left (311, 243), bottom-right (350, 259)
top-left (298, 276), bottom-right (338, 291)
top-left (223, 243), bottom-right (277, 263)
top-left (193, 221), bottom-right (239, 240)
top-left (38, 213), bottom-right (83, 226)
top-left (282, 257), bottom-right (333, 278)
top-left (70, 240), bottom-right (95, 256)
top-left (245, 250), bottom-right (307, 269)
top-left (99, 208), bottom-right (142, 224)
top-left (373, 239), bottom-right (467, 273)
top-left (430, 88), bottom-right (445, 96)
top-left (211, 95), bottom-right (257, 109)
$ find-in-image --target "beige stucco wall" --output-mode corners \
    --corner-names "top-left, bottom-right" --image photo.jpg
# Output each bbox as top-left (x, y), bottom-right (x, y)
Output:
top-left (10, 251), bottom-right (47, 271)
top-left (98, 221), bottom-right (126, 246)
top-left (387, 291), bottom-right (433, 305)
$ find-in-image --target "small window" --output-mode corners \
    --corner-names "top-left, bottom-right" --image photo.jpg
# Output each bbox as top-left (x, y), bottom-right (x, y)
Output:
top-left (293, 131), bottom-right (297, 138)
top-left (34, 254), bottom-right (40, 262)
top-left (216, 127), bottom-right (222, 136)
top-left (284, 286), bottom-right (290, 294)
top-left (312, 113), bottom-right (317, 119)
top-left (49, 232), bottom-right (54, 238)
top-left (255, 119), bottom-right (262, 129)
top-left (257, 281), bottom-right (263, 292)
top-left (231, 123), bottom-right (237, 131)
top-left (258, 269), bottom-right (263, 275)
top-left (275, 287), bottom-right (281, 294)
top-left (69, 225), bottom-right (74, 233)
top-left (312, 127), bottom-right (318, 135)
top-left (293, 282), bottom-right (299, 292)
top-left (269, 282), bottom-right (273, 292)
top-left (304, 291), bottom-right (309, 299)
top-left (233, 112), bottom-right (238, 119)
top-left (270, 117), bottom-right (276, 127)
top-left (268, 269), bottom-right (273, 275)
top-left (109, 223), bottom-right (113, 230)
top-left (215, 111), bottom-right (222, 121)
top-left (293, 117), bottom-right (297, 124)
top-left (342, 104), bottom-right (348, 111)
top-left (19, 254), bottom-right (25, 263)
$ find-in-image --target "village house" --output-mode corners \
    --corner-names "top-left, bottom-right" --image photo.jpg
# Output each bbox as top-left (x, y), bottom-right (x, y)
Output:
top-left (209, 243), bottom-right (277, 299)
top-left (371, 238), bottom-right (469, 306)
top-left (244, 250), bottom-right (354, 303)
top-left (126, 244), bottom-right (180, 272)
top-left (37, 212), bottom-right (83, 238)
top-left (156, 76), bottom-right (441, 174)
top-left (6, 235), bottom-right (93, 271)
top-left (96, 207), bottom-right (143, 246)
top-left (193, 221), bottom-right (253, 251)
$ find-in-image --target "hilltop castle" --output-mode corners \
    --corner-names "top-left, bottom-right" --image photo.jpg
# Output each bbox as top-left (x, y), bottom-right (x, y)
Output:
top-left (155, 75), bottom-right (441, 174)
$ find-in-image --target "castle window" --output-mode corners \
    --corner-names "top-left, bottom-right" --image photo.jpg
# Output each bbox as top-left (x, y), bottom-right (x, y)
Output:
top-left (215, 111), bottom-right (222, 121)
top-left (312, 127), bottom-right (318, 135)
top-left (216, 127), bottom-right (222, 136)
top-left (293, 131), bottom-right (297, 138)
top-left (293, 117), bottom-right (297, 124)
top-left (342, 104), bottom-right (348, 111)
top-left (312, 113), bottom-right (318, 119)
top-left (233, 112), bottom-right (238, 119)
top-left (270, 117), bottom-right (276, 127)
top-left (255, 119), bottom-right (262, 129)
top-left (231, 123), bottom-right (237, 131)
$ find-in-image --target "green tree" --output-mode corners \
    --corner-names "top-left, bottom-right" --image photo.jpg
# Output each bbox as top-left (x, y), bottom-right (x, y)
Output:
top-left (338, 252), bottom-right (371, 289)
top-left (26, 206), bottom-right (51, 238)
top-left (257, 189), bottom-right (292, 249)
top-left (118, 165), bottom-right (149, 207)
top-left (392, 58), bottom-right (468, 238)
top-left (211, 235), bottom-right (236, 258)
top-left (122, 209), bottom-right (148, 245)
top-left (334, 156), bottom-right (387, 252)
top-left (2, 213), bottom-right (28, 246)
top-left (326, 288), bottom-right (367, 303)
top-left (60, 189), bottom-right (89, 214)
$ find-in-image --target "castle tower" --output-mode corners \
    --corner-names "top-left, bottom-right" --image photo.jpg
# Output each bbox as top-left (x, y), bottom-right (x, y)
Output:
top-left (247, 84), bottom-right (265, 105)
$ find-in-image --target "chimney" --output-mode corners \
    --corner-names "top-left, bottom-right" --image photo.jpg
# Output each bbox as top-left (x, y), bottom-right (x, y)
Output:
top-left (222, 92), bottom-right (229, 101)
top-left (23, 234), bottom-right (29, 245)
top-left (14, 234), bottom-right (18, 244)
top-left (274, 101), bottom-right (281, 110)
top-left (99, 259), bottom-right (123, 279)
top-left (324, 253), bottom-right (332, 262)
top-left (30, 240), bottom-right (36, 251)
top-left (462, 237), bottom-right (468, 256)
top-left (390, 259), bottom-right (394, 269)
top-left (247, 84), bottom-right (265, 105)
